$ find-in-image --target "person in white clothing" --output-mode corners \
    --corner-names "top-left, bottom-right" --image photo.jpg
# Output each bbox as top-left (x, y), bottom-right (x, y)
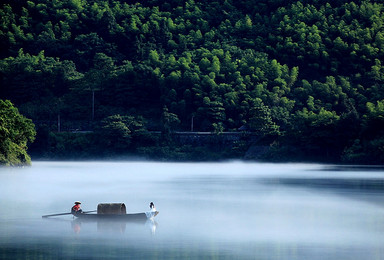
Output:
top-left (149, 202), bottom-right (156, 212)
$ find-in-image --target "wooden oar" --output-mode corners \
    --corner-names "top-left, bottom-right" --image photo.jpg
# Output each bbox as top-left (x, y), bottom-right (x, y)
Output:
top-left (42, 210), bottom-right (97, 218)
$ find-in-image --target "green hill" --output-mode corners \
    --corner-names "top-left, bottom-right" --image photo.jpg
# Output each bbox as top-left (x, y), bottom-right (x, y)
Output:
top-left (1, 0), bottom-right (383, 163)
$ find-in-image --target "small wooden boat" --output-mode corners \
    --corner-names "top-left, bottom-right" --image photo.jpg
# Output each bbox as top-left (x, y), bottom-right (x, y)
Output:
top-left (74, 203), bottom-right (159, 222)
top-left (42, 203), bottom-right (159, 222)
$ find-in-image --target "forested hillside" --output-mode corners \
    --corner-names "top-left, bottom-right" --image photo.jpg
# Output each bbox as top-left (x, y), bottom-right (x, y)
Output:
top-left (1, 0), bottom-right (383, 163)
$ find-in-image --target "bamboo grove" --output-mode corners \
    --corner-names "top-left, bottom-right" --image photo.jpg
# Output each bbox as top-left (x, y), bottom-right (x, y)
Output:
top-left (1, 0), bottom-right (383, 163)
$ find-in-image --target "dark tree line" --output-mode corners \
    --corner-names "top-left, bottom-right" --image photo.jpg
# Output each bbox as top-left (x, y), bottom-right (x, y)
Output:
top-left (1, 0), bottom-right (383, 163)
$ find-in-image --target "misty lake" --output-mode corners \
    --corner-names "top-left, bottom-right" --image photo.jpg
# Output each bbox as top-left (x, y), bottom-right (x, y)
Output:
top-left (0, 161), bottom-right (384, 259)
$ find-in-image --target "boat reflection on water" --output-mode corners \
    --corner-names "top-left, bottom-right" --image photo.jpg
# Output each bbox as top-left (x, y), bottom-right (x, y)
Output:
top-left (70, 217), bottom-right (158, 235)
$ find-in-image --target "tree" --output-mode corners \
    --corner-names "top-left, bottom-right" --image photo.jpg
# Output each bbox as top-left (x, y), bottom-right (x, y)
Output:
top-left (362, 99), bottom-right (384, 138)
top-left (248, 99), bottom-right (280, 136)
top-left (98, 114), bottom-right (132, 153)
top-left (161, 106), bottom-right (180, 143)
top-left (80, 53), bottom-right (115, 120)
top-left (0, 100), bottom-right (36, 166)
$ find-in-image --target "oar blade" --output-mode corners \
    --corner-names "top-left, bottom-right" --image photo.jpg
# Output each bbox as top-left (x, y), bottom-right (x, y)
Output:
top-left (42, 212), bottom-right (72, 218)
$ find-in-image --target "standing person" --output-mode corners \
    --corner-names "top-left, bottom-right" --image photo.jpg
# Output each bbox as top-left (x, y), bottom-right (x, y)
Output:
top-left (146, 202), bottom-right (158, 218)
top-left (71, 201), bottom-right (83, 215)
top-left (149, 202), bottom-right (156, 211)
top-left (149, 202), bottom-right (157, 212)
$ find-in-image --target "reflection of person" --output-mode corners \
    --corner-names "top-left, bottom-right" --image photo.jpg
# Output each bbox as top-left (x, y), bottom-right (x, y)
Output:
top-left (71, 201), bottom-right (83, 215)
top-left (72, 222), bottom-right (81, 234)
top-left (146, 219), bottom-right (158, 235)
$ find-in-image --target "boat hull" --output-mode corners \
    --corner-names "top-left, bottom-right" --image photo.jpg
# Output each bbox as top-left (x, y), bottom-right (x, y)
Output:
top-left (75, 211), bottom-right (158, 222)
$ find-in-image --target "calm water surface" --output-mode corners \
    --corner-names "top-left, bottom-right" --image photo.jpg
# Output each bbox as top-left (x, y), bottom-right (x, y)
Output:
top-left (0, 161), bottom-right (383, 259)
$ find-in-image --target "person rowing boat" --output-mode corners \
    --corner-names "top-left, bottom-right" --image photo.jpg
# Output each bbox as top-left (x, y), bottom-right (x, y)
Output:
top-left (71, 201), bottom-right (83, 216)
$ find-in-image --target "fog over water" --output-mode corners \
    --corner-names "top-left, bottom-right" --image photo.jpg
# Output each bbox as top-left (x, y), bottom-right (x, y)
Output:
top-left (0, 161), bottom-right (384, 259)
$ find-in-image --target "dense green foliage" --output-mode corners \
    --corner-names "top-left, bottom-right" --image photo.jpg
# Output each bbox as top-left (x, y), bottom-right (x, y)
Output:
top-left (1, 0), bottom-right (384, 163)
top-left (0, 100), bottom-right (36, 165)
